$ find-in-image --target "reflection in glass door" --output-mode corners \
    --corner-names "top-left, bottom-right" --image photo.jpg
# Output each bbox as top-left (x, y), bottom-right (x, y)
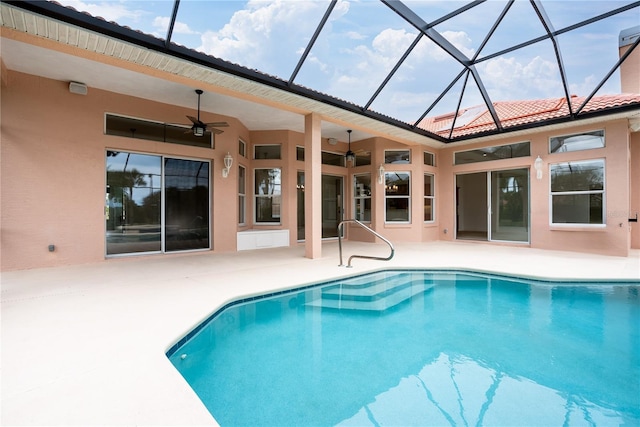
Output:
top-left (297, 172), bottom-right (305, 241)
top-left (322, 175), bottom-right (343, 238)
top-left (164, 158), bottom-right (210, 251)
top-left (295, 173), bottom-right (344, 240)
top-left (456, 168), bottom-right (529, 243)
top-left (106, 151), bottom-right (210, 255)
top-left (106, 151), bottom-right (162, 255)
top-left (490, 169), bottom-right (529, 242)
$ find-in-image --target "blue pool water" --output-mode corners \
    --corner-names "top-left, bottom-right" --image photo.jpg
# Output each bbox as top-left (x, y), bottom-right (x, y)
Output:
top-left (167, 270), bottom-right (640, 426)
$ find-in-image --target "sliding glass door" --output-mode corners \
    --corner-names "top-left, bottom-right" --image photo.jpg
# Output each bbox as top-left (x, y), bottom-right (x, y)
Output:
top-left (106, 151), bottom-right (210, 255)
top-left (490, 169), bottom-right (529, 242)
top-left (456, 168), bottom-right (529, 243)
top-left (164, 158), bottom-right (210, 251)
top-left (296, 173), bottom-right (344, 240)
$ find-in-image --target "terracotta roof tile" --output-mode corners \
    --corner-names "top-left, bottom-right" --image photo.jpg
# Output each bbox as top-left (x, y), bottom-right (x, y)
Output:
top-left (419, 94), bottom-right (640, 138)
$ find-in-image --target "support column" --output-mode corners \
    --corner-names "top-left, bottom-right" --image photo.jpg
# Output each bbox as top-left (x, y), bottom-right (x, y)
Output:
top-left (304, 113), bottom-right (322, 259)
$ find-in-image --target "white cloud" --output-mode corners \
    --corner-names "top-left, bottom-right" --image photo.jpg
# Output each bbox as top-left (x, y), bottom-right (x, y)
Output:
top-left (56, 0), bottom-right (141, 22)
top-left (153, 17), bottom-right (197, 35)
top-left (346, 31), bottom-right (366, 40)
top-left (478, 55), bottom-right (563, 100)
top-left (198, 0), bottom-right (328, 68)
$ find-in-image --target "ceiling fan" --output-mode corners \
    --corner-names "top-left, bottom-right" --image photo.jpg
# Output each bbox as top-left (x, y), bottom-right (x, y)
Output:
top-left (178, 89), bottom-right (229, 136)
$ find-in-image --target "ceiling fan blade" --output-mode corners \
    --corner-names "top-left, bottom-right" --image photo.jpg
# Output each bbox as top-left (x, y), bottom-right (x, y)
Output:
top-left (211, 128), bottom-right (225, 135)
top-left (204, 122), bottom-right (229, 127)
top-left (186, 115), bottom-right (202, 125)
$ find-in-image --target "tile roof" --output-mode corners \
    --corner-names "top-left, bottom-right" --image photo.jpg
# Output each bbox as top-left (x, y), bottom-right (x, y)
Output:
top-left (418, 94), bottom-right (640, 139)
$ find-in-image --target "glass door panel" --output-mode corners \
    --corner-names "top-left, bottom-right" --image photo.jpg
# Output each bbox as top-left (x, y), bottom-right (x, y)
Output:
top-left (490, 169), bottom-right (529, 242)
top-left (322, 175), bottom-right (343, 238)
top-left (165, 158), bottom-right (210, 251)
top-left (455, 172), bottom-right (488, 240)
top-left (106, 151), bottom-right (162, 255)
top-left (297, 172), bottom-right (305, 241)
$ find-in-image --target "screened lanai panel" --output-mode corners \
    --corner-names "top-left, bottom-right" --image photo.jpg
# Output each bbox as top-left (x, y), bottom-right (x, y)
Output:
top-left (556, 8), bottom-right (640, 100)
top-left (474, 0), bottom-right (549, 59)
top-left (479, 38), bottom-right (564, 102)
top-left (294, 0), bottom-right (417, 108)
top-left (174, 1), bottom-right (328, 81)
top-left (368, 34), bottom-right (467, 123)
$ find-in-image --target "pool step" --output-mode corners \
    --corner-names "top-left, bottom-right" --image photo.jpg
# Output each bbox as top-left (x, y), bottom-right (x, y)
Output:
top-left (307, 275), bottom-right (433, 312)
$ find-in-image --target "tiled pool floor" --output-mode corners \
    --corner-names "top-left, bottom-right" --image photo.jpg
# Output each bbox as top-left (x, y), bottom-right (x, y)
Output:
top-left (2, 241), bottom-right (639, 426)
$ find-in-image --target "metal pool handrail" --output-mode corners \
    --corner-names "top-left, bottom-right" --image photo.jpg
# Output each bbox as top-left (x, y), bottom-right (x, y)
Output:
top-left (338, 219), bottom-right (395, 268)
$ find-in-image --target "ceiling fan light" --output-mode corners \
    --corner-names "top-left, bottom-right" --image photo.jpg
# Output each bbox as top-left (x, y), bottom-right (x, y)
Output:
top-left (193, 126), bottom-right (205, 137)
top-left (345, 150), bottom-right (356, 162)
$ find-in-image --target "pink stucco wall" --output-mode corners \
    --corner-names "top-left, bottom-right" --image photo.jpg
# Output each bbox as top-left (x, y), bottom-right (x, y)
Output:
top-left (1, 70), bottom-right (240, 270)
top-left (631, 131), bottom-right (640, 249)
top-left (438, 121), bottom-right (633, 257)
top-left (1, 68), bottom-right (637, 271)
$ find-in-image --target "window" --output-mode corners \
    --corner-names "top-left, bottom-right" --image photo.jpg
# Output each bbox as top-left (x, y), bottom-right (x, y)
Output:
top-left (550, 159), bottom-right (604, 225)
top-left (296, 146), bottom-right (304, 161)
top-left (254, 168), bottom-right (281, 223)
top-left (424, 174), bottom-right (434, 222)
top-left (254, 145), bottom-right (281, 159)
top-left (550, 130), bottom-right (604, 153)
top-left (105, 151), bottom-right (210, 255)
top-left (105, 114), bottom-right (213, 149)
top-left (239, 139), bottom-right (246, 158)
top-left (385, 150), bottom-right (410, 164)
top-left (355, 152), bottom-right (371, 166)
top-left (238, 165), bottom-right (246, 225)
top-left (454, 141), bottom-right (530, 165)
top-left (353, 174), bottom-right (372, 222)
top-left (322, 151), bottom-right (345, 166)
top-left (385, 172), bottom-right (410, 222)
top-left (424, 151), bottom-right (435, 166)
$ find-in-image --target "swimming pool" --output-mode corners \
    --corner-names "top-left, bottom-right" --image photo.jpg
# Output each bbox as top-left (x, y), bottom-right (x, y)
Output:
top-left (167, 270), bottom-right (640, 426)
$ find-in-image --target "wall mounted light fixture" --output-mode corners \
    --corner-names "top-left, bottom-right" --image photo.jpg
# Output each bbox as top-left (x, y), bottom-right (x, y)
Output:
top-left (378, 164), bottom-right (385, 184)
top-left (534, 155), bottom-right (544, 180)
top-left (222, 152), bottom-right (233, 178)
top-left (69, 81), bottom-right (88, 95)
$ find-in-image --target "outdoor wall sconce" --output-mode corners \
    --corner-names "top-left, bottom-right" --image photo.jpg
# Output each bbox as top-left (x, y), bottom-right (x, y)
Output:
top-left (378, 164), bottom-right (385, 184)
top-left (222, 152), bottom-right (233, 178)
top-left (534, 155), bottom-right (544, 180)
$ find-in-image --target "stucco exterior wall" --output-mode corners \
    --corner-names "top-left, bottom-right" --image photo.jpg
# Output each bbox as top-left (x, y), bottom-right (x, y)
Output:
top-left (438, 121), bottom-right (632, 257)
top-left (631, 131), bottom-right (640, 249)
top-left (1, 70), bottom-right (240, 270)
top-left (1, 69), bottom-right (636, 271)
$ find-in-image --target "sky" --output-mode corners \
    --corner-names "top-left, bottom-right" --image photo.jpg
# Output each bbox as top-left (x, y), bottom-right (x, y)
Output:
top-left (56, 0), bottom-right (639, 124)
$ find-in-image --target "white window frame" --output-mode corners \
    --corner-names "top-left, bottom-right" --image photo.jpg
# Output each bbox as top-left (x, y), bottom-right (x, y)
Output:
top-left (239, 139), bottom-right (246, 158)
top-left (253, 144), bottom-right (281, 160)
top-left (549, 159), bottom-right (605, 226)
top-left (384, 149), bottom-right (411, 164)
top-left (254, 167), bottom-right (282, 224)
top-left (353, 173), bottom-right (372, 223)
top-left (384, 171), bottom-right (411, 223)
top-left (238, 165), bottom-right (246, 225)
top-left (424, 173), bottom-right (435, 223)
top-left (423, 151), bottom-right (435, 166)
top-left (549, 130), bottom-right (605, 154)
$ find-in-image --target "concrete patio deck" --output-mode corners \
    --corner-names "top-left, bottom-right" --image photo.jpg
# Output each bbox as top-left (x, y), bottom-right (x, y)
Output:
top-left (2, 241), bottom-right (639, 426)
